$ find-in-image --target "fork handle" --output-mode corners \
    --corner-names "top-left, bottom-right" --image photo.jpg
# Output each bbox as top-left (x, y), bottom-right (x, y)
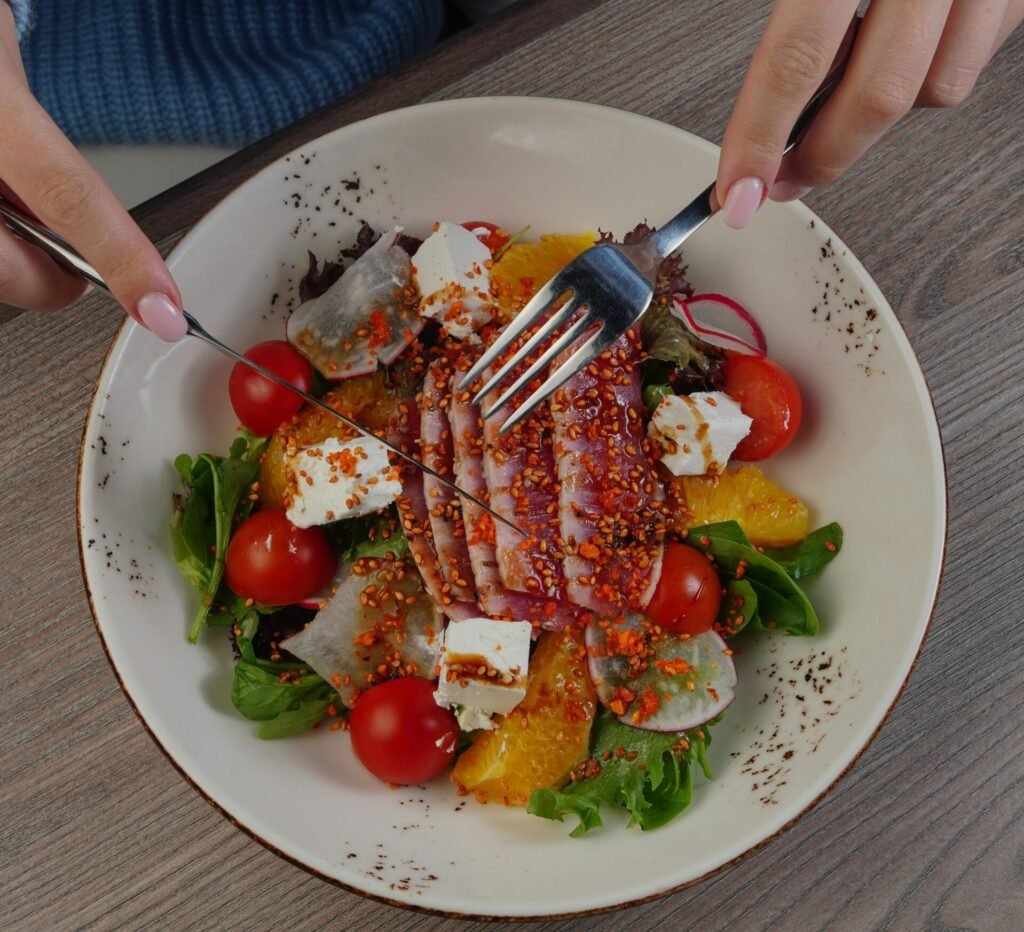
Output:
top-left (650, 15), bottom-right (860, 259)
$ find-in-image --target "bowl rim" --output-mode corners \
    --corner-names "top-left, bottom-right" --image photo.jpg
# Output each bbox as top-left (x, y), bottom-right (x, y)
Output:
top-left (76, 95), bottom-right (949, 920)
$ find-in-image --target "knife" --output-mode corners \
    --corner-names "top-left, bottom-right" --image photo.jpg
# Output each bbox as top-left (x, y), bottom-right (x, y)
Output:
top-left (0, 197), bottom-right (525, 538)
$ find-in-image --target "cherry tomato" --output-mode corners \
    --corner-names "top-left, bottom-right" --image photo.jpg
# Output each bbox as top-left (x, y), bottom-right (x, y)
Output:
top-left (462, 220), bottom-right (511, 255)
top-left (228, 340), bottom-right (313, 437)
top-left (646, 543), bottom-right (722, 636)
top-left (225, 508), bottom-right (336, 606)
top-left (723, 354), bottom-right (803, 461)
top-left (349, 677), bottom-right (459, 785)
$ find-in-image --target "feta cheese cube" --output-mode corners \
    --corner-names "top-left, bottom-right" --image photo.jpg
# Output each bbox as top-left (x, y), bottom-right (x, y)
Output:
top-left (648, 392), bottom-right (752, 476)
top-left (453, 705), bottom-right (497, 732)
top-left (285, 435), bottom-right (402, 528)
top-left (412, 221), bottom-right (495, 340)
top-left (433, 618), bottom-right (532, 728)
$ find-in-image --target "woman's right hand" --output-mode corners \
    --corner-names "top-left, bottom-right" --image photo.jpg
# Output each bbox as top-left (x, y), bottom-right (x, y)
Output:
top-left (0, 4), bottom-right (186, 340)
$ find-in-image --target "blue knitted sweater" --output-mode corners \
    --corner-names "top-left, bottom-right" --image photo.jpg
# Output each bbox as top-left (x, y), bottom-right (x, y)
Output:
top-left (9, 0), bottom-right (443, 146)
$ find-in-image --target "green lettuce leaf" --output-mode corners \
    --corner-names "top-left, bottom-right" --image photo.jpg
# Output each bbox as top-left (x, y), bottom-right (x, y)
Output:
top-left (684, 520), bottom-right (843, 636)
top-left (527, 712), bottom-right (713, 837)
top-left (327, 509), bottom-right (409, 562)
top-left (762, 522), bottom-right (843, 579)
top-left (170, 430), bottom-right (268, 643)
top-left (230, 661), bottom-right (333, 739)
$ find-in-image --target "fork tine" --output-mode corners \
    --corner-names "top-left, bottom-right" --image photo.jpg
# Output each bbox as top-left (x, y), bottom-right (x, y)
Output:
top-left (481, 313), bottom-right (592, 418)
top-left (457, 271), bottom-right (572, 390)
top-left (472, 295), bottom-right (583, 407)
top-left (496, 324), bottom-right (618, 436)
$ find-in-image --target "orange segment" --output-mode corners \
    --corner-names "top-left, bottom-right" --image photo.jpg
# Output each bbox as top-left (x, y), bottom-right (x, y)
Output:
top-left (259, 371), bottom-right (397, 509)
top-left (451, 628), bottom-right (597, 806)
top-left (491, 232), bottom-right (598, 314)
top-left (668, 464), bottom-right (810, 547)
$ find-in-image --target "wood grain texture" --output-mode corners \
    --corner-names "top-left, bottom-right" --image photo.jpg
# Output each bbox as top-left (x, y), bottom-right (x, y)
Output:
top-left (1, 0), bottom-right (1022, 928)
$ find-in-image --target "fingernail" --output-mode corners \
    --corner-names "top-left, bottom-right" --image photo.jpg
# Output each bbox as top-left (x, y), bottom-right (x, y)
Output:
top-left (722, 177), bottom-right (765, 229)
top-left (769, 180), bottom-right (812, 203)
top-left (137, 291), bottom-right (188, 342)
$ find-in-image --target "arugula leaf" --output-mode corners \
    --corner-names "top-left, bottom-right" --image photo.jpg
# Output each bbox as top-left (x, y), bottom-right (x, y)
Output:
top-left (684, 521), bottom-right (821, 636)
top-left (170, 431), bottom-right (268, 643)
top-left (527, 712), bottom-right (712, 837)
top-left (327, 510), bottom-right (409, 562)
top-left (230, 661), bottom-right (333, 738)
top-left (762, 522), bottom-right (843, 579)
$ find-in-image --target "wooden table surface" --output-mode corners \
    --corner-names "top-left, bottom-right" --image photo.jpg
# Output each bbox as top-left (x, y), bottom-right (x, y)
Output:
top-left (3, 1), bottom-right (1022, 928)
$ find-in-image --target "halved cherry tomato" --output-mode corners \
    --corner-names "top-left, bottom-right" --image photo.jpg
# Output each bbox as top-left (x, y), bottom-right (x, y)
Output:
top-left (349, 677), bottom-right (459, 785)
top-left (646, 543), bottom-right (721, 636)
top-left (462, 220), bottom-right (511, 255)
top-left (225, 508), bottom-right (336, 606)
top-left (228, 340), bottom-right (313, 437)
top-left (723, 354), bottom-right (803, 461)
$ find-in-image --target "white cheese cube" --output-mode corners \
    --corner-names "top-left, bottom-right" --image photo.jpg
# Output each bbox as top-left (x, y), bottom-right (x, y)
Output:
top-left (412, 221), bottom-right (495, 340)
top-left (285, 436), bottom-right (402, 528)
top-left (453, 705), bottom-right (497, 732)
top-left (648, 392), bottom-right (752, 476)
top-left (433, 618), bottom-right (532, 727)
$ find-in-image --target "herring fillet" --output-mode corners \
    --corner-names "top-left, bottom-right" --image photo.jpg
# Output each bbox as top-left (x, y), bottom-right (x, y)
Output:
top-left (387, 399), bottom-right (476, 621)
top-left (550, 332), bottom-right (665, 611)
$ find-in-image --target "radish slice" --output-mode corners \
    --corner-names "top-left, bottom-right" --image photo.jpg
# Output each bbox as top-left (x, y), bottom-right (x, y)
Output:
top-left (281, 558), bottom-right (442, 709)
top-left (671, 293), bottom-right (767, 357)
top-left (287, 228), bottom-right (423, 380)
top-left (585, 615), bottom-right (736, 732)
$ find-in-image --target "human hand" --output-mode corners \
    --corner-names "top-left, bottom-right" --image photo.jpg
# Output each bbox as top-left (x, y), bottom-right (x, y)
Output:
top-left (716, 0), bottom-right (1024, 229)
top-left (0, 4), bottom-right (186, 339)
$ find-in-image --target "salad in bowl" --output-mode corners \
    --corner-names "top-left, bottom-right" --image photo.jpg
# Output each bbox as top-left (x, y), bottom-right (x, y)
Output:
top-left (170, 216), bottom-right (842, 836)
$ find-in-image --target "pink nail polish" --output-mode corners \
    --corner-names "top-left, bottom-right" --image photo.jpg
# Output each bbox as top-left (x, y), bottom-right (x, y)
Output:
top-left (769, 180), bottom-right (812, 203)
top-left (137, 291), bottom-right (188, 342)
top-left (722, 177), bottom-right (766, 230)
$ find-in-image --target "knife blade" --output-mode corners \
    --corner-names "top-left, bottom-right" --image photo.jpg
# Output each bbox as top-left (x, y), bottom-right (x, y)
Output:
top-left (0, 197), bottom-right (526, 538)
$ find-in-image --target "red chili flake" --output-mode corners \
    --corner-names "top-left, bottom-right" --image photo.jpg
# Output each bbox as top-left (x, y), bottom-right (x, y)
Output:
top-left (654, 657), bottom-right (690, 676)
top-left (631, 684), bottom-right (661, 724)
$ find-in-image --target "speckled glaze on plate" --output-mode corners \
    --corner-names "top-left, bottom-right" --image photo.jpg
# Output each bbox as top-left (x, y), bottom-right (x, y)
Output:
top-left (78, 98), bottom-right (946, 918)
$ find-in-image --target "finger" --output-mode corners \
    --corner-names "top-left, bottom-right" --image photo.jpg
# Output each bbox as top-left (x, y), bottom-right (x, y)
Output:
top-left (993, 0), bottom-right (1024, 51)
top-left (917, 0), bottom-right (1008, 108)
top-left (716, 0), bottom-right (861, 228)
top-left (0, 76), bottom-right (186, 340)
top-left (0, 224), bottom-right (92, 311)
top-left (772, 0), bottom-right (953, 195)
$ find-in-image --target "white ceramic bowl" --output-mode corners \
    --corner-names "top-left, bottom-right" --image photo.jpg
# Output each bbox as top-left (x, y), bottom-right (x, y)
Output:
top-left (78, 98), bottom-right (945, 918)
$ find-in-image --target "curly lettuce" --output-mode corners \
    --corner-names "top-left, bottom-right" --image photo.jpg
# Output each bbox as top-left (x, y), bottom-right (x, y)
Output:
top-left (528, 712), bottom-right (713, 837)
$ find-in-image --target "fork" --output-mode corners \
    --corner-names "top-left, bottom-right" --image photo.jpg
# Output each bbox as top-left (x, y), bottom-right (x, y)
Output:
top-left (460, 42), bottom-right (855, 436)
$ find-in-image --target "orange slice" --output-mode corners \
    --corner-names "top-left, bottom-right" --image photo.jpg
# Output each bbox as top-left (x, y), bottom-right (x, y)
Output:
top-left (451, 627), bottom-right (597, 806)
top-left (668, 464), bottom-right (810, 547)
top-left (491, 232), bottom-right (598, 314)
top-left (259, 371), bottom-right (397, 509)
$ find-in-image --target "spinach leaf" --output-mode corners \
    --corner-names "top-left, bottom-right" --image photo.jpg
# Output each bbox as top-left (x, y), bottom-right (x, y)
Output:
top-left (643, 382), bottom-right (674, 412)
top-left (762, 522), bottom-right (843, 579)
top-left (685, 521), bottom-right (820, 636)
top-left (717, 578), bottom-right (759, 635)
top-left (257, 698), bottom-right (334, 740)
top-left (231, 661), bottom-right (333, 738)
top-left (328, 510), bottom-right (409, 562)
top-left (527, 712), bottom-right (713, 837)
top-left (170, 431), bottom-right (267, 643)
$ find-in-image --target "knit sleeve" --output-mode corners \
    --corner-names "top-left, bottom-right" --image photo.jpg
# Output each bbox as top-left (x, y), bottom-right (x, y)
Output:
top-left (6, 0), bottom-right (33, 38)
